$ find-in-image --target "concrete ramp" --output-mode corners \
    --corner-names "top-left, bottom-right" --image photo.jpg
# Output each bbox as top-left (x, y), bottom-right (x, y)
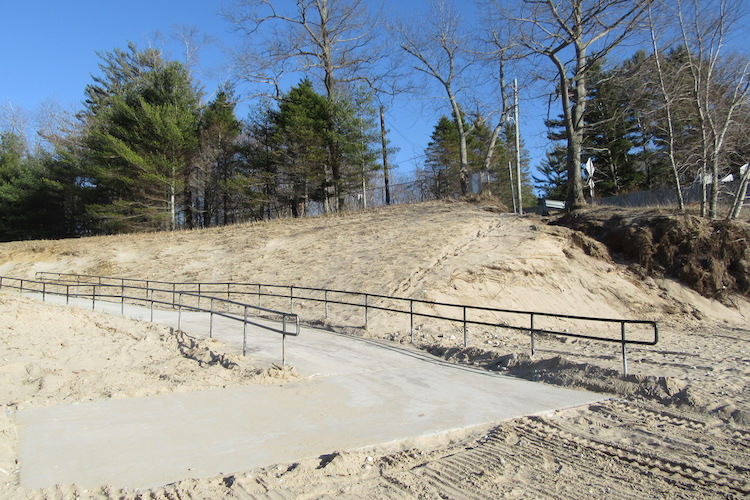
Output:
top-left (17, 298), bottom-right (604, 490)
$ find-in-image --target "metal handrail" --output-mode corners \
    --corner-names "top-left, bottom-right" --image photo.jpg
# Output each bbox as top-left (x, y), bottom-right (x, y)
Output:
top-left (1, 276), bottom-right (299, 365)
top-left (34, 272), bottom-right (658, 375)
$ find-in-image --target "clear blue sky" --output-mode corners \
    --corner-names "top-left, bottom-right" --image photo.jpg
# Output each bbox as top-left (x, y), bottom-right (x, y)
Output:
top-left (0, 1), bottom-right (553, 184)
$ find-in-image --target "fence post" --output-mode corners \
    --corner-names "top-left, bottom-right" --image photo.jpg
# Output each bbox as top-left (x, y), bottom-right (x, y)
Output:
top-left (19, 279), bottom-right (23, 295)
top-left (92, 285), bottom-right (96, 310)
top-left (410, 300), bottom-right (414, 343)
top-left (243, 306), bottom-right (248, 356)
top-left (290, 286), bottom-right (295, 314)
top-left (66, 285), bottom-right (70, 305)
top-left (365, 294), bottom-right (369, 329)
top-left (282, 315), bottom-right (287, 367)
top-left (197, 283), bottom-right (201, 309)
top-left (324, 290), bottom-right (329, 319)
top-left (150, 289), bottom-right (154, 322)
top-left (121, 284), bottom-right (125, 316)
top-left (42, 282), bottom-right (46, 302)
top-left (530, 313), bottom-right (536, 356)
top-left (178, 293), bottom-right (183, 330)
top-left (621, 322), bottom-right (628, 375)
top-left (258, 284), bottom-right (262, 309)
top-left (209, 298), bottom-right (214, 338)
top-left (463, 306), bottom-right (468, 347)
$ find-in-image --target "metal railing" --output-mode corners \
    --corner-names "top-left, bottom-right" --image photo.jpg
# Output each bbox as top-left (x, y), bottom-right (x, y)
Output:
top-left (34, 272), bottom-right (658, 375)
top-left (1, 275), bottom-right (300, 366)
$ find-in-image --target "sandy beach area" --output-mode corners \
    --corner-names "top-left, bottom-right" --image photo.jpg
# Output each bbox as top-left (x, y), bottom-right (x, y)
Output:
top-left (0, 200), bottom-right (747, 498)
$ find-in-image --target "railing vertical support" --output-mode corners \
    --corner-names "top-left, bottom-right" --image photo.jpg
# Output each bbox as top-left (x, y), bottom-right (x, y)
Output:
top-left (121, 284), bottom-right (125, 316)
top-left (530, 313), bottom-right (536, 356)
top-left (621, 322), bottom-right (628, 376)
top-left (463, 306), bottom-right (468, 347)
top-left (243, 307), bottom-right (248, 356)
top-left (282, 315), bottom-right (287, 367)
top-left (66, 285), bottom-right (70, 305)
top-left (410, 300), bottom-right (414, 343)
top-left (209, 298), bottom-right (214, 338)
top-left (172, 283), bottom-right (176, 309)
top-left (19, 279), bottom-right (23, 295)
top-left (150, 289), bottom-right (154, 322)
top-left (178, 293), bottom-right (183, 330)
top-left (258, 284), bottom-right (262, 309)
top-left (365, 294), bottom-right (369, 329)
top-left (227, 283), bottom-right (231, 301)
top-left (290, 286), bottom-right (295, 314)
top-left (197, 283), bottom-right (201, 309)
top-left (42, 282), bottom-right (46, 302)
top-left (324, 290), bottom-right (329, 319)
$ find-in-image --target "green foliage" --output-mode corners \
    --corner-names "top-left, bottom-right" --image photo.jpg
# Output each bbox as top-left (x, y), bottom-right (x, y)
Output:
top-left (422, 114), bottom-right (532, 208)
top-left (534, 146), bottom-right (567, 200)
top-left (0, 133), bottom-right (70, 241)
top-left (83, 51), bottom-right (201, 232)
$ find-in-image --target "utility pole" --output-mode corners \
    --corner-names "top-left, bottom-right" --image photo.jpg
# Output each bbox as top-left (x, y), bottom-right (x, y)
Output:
top-left (514, 79), bottom-right (523, 215)
top-left (379, 105), bottom-right (391, 205)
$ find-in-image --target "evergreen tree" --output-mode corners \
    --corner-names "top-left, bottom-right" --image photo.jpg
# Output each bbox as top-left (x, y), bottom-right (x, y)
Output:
top-left (198, 86), bottom-right (243, 226)
top-left (270, 78), bottom-right (332, 217)
top-left (83, 50), bottom-right (201, 232)
top-left (534, 146), bottom-right (568, 200)
top-left (0, 132), bottom-right (68, 241)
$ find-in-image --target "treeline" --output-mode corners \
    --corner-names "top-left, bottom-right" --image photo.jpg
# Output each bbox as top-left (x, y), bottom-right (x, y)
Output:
top-left (0, 45), bottom-right (387, 240)
top-left (2, 0), bottom-right (749, 242)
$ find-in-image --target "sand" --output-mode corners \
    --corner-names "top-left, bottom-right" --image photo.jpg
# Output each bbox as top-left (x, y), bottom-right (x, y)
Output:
top-left (0, 200), bottom-right (748, 498)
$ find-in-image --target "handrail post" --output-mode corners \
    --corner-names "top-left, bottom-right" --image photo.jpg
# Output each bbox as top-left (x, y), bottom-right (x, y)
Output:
top-left (178, 293), bottom-right (183, 330)
top-left (66, 285), bottom-right (70, 305)
top-left (290, 286), bottom-right (294, 314)
top-left (410, 300), bottom-right (414, 343)
top-left (282, 315), bottom-right (287, 367)
top-left (150, 289), bottom-right (154, 322)
top-left (364, 294), bottom-right (369, 329)
top-left (209, 298), bottom-right (214, 338)
top-left (530, 313), bottom-right (536, 356)
top-left (172, 283), bottom-right (176, 309)
top-left (463, 306), bottom-right (467, 347)
top-left (92, 285), bottom-right (96, 310)
top-left (324, 290), bottom-right (329, 319)
top-left (42, 282), bottom-right (46, 302)
top-left (243, 306), bottom-right (248, 356)
top-left (258, 284), bottom-right (262, 309)
top-left (621, 322), bottom-right (628, 376)
top-left (227, 282), bottom-right (231, 301)
top-left (121, 284), bottom-right (125, 316)
top-left (197, 283), bottom-right (201, 309)
top-left (19, 279), bottom-right (23, 295)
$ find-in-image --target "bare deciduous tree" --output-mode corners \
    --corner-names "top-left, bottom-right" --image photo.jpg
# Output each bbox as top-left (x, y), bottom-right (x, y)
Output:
top-left (395, 0), bottom-right (475, 195)
top-left (674, 0), bottom-right (750, 219)
top-left (491, 0), bottom-right (652, 209)
top-left (223, 0), bottom-right (387, 212)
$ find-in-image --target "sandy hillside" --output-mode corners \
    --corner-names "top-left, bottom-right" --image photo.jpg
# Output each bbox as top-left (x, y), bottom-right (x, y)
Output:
top-left (0, 199), bottom-right (749, 499)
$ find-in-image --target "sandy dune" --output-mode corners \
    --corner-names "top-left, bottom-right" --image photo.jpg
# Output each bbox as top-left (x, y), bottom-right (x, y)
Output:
top-left (0, 200), bottom-right (748, 498)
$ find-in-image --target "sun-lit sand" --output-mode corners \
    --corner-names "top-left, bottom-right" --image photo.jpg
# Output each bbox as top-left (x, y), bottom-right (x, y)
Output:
top-left (1, 200), bottom-right (748, 498)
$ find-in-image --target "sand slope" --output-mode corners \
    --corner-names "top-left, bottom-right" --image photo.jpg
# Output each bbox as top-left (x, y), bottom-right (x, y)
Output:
top-left (0, 200), bottom-right (748, 498)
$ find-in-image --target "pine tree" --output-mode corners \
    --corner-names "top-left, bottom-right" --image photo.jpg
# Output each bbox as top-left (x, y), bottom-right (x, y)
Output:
top-left (83, 52), bottom-right (201, 232)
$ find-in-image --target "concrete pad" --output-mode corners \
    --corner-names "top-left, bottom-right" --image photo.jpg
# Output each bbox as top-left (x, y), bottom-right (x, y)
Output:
top-left (17, 295), bottom-right (604, 490)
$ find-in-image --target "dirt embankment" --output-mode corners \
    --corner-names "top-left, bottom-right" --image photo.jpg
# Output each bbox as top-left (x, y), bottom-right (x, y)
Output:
top-left (556, 207), bottom-right (750, 300)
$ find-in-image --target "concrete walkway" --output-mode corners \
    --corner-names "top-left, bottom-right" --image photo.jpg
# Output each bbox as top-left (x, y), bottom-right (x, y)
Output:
top-left (17, 295), bottom-right (604, 490)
